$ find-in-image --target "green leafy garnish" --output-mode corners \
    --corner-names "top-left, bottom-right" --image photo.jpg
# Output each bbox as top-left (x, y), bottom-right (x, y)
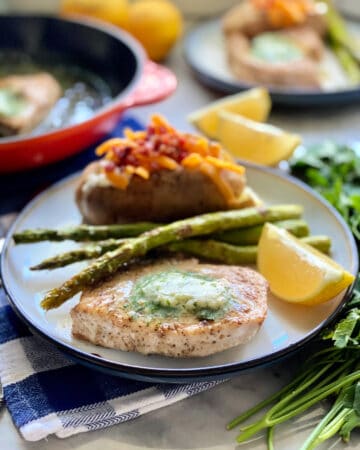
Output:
top-left (330, 308), bottom-right (360, 348)
top-left (290, 141), bottom-right (360, 239)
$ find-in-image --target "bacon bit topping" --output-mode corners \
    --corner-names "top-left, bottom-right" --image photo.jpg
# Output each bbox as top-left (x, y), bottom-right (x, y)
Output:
top-left (95, 114), bottom-right (245, 193)
top-left (252, 0), bottom-right (316, 27)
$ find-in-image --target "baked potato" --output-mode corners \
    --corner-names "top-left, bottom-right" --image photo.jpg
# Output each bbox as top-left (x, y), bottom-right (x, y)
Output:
top-left (76, 115), bottom-right (260, 224)
top-left (76, 161), bottom-right (260, 224)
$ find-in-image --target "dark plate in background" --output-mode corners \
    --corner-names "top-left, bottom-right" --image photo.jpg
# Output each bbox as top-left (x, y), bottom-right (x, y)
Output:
top-left (184, 20), bottom-right (360, 107)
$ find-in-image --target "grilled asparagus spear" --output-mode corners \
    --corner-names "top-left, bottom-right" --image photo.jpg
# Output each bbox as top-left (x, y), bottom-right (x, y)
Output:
top-left (13, 222), bottom-right (159, 244)
top-left (321, 0), bottom-right (360, 84)
top-left (15, 218), bottom-right (307, 246)
top-left (31, 239), bottom-right (127, 270)
top-left (215, 219), bottom-right (309, 245)
top-left (166, 236), bottom-right (331, 265)
top-left (31, 233), bottom-right (330, 271)
top-left (31, 218), bottom-right (309, 270)
top-left (40, 204), bottom-right (303, 310)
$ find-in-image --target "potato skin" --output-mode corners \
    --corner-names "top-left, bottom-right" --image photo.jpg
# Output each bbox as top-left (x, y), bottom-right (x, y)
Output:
top-left (76, 162), bottom-right (246, 224)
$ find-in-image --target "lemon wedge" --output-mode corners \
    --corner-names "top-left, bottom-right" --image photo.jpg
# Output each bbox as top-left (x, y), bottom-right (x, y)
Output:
top-left (257, 223), bottom-right (355, 306)
top-left (217, 111), bottom-right (301, 166)
top-left (187, 88), bottom-right (271, 139)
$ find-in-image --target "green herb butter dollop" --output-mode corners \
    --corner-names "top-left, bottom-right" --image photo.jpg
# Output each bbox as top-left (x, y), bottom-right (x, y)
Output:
top-left (251, 32), bottom-right (303, 63)
top-left (0, 89), bottom-right (27, 117)
top-left (127, 270), bottom-right (232, 321)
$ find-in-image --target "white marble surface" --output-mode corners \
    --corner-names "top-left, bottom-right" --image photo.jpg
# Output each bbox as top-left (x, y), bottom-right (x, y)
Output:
top-left (2, 22), bottom-right (360, 450)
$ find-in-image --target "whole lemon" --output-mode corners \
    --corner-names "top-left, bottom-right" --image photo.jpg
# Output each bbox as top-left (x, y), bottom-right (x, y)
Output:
top-left (61, 0), bottom-right (130, 29)
top-left (127, 0), bottom-right (183, 61)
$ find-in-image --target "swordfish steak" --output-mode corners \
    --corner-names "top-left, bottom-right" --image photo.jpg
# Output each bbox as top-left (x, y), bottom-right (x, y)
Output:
top-left (71, 259), bottom-right (268, 358)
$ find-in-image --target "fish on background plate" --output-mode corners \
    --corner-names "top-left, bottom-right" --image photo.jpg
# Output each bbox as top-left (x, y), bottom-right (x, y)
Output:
top-left (184, 0), bottom-right (360, 106)
top-left (1, 161), bottom-right (357, 383)
top-left (222, 0), bottom-right (328, 90)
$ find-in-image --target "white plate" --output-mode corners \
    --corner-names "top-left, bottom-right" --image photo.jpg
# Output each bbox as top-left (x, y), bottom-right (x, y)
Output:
top-left (1, 165), bottom-right (358, 382)
top-left (184, 20), bottom-right (360, 107)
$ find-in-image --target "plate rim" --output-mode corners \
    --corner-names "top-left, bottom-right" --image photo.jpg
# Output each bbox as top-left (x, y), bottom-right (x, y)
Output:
top-left (1, 165), bottom-right (358, 381)
top-left (183, 20), bottom-right (360, 106)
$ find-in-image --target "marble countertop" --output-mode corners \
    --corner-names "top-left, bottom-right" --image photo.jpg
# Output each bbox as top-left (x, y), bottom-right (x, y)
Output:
top-left (1, 23), bottom-right (360, 450)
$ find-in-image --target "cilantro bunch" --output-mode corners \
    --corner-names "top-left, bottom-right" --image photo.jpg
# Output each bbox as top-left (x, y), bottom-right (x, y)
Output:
top-left (290, 141), bottom-right (360, 239)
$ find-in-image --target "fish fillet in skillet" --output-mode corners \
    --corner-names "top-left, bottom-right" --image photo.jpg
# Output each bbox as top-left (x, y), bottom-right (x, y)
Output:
top-left (0, 73), bottom-right (61, 136)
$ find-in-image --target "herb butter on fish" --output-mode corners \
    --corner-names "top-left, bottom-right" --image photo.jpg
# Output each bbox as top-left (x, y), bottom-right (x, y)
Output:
top-left (128, 270), bottom-right (233, 321)
top-left (71, 258), bottom-right (269, 358)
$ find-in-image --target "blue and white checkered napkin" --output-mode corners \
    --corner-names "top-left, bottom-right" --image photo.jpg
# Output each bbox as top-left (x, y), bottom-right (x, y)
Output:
top-left (0, 289), bottom-right (221, 441)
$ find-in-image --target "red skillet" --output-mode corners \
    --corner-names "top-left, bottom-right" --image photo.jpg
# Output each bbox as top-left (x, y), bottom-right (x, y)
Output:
top-left (0, 15), bottom-right (177, 172)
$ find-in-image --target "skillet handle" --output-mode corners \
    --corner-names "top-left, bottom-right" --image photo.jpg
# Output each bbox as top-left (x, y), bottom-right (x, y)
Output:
top-left (123, 60), bottom-right (177, 108)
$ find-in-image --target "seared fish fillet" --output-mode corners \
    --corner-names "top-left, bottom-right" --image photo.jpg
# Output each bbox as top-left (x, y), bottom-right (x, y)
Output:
top-left (0, 73), bottom-right (61, 136)
top-left (226, 31), bottom-right (322, 89)
top-left (71, 259), bottom-right (268, 358)
top-left (222, 1), bottom-right (327, 89)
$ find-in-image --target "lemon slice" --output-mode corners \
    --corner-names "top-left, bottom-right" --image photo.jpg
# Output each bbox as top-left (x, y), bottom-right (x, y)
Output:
top-left (257, 223), bottom-right (355, 306)
top-left (187, 88), bottom-right (271, 139)
top-left (217, 111), bottom-right (301, 166)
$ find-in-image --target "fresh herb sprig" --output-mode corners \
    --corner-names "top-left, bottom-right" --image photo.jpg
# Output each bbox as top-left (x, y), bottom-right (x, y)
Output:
top-left (290, 141), bottom-right (360, 239)
top-left (323, 278), bottom-right (360, 348)
top-left (228, 142), bottom-right (360, 449)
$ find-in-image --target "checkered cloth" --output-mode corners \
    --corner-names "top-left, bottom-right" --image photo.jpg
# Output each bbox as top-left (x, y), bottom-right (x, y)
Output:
top-left (0, 291), bottom-right (221, 441)
top-left (0, 116), bottom-right (222, 441)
